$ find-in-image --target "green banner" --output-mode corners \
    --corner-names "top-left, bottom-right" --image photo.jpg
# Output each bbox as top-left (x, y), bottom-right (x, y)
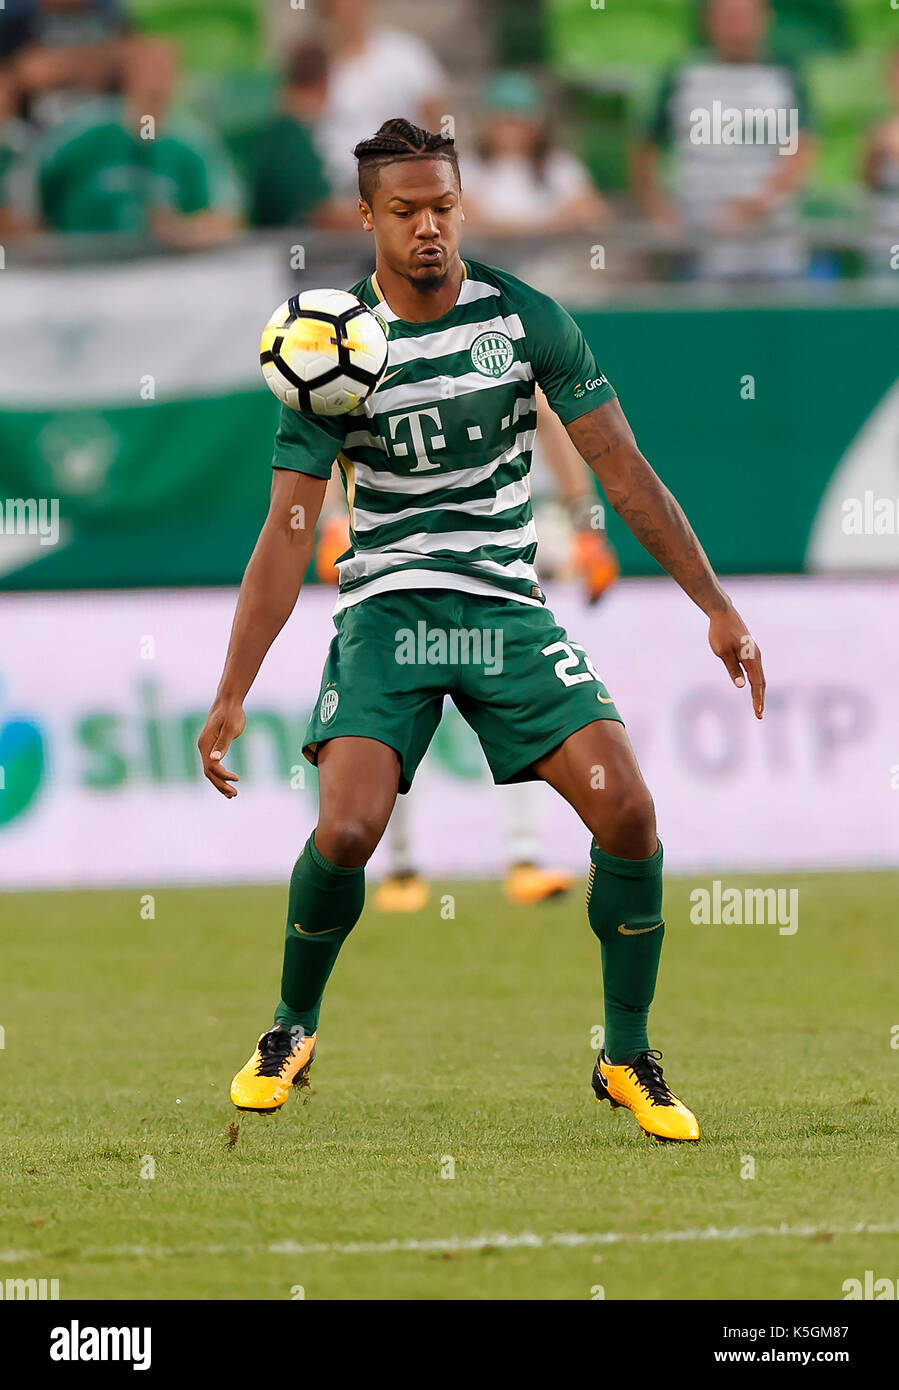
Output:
top-left (0, 252), bottom-right (896, 590)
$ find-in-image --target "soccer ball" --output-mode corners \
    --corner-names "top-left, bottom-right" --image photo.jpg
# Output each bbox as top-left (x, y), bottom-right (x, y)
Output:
top-left (259, 289), bottom-right (389, 416)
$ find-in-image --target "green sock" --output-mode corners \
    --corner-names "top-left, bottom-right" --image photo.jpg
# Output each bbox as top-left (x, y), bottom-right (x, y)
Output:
top-left (274, 832), bottom-right (365, 1036)
top-left (586, 839), bottom-right (665, 1065)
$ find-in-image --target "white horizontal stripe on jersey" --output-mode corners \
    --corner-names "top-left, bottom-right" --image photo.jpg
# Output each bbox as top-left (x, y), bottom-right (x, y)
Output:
top-left (344, 519), bottom-right (538, 571)
top-left (365, 362), bottom-right (534, 416)
top-left (337, 547), bottom-right (538, 587)
top-left (352, 476), bottom-right (531, 534)
top-left (383, 313), bottom-right (524, 366)
top-left (333, 567), bottom-right (543, 613)
top-left (349, 430), bottom-right (536, 495)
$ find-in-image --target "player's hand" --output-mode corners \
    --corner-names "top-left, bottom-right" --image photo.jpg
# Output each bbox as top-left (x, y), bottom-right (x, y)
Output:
top-left (708, 607), bottom-right (765, 719)
top-left (198, 700), bottom-right (246, 797)
top-left (573, 529), bottom-right (619, 604)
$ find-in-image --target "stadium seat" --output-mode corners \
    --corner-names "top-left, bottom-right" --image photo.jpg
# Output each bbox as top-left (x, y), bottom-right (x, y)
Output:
top-left (129, 0), bottom-right (265, 72)
top-left (549, 0), bottom-right (690, 75)
top-left (808, 47), bottom-right (891, 187)
top-left (847, 0), bottom-right (899, 50)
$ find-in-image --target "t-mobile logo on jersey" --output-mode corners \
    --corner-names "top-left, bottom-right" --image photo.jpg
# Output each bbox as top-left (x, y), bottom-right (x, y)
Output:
top-left (387, 407), bottom-right (446, 472)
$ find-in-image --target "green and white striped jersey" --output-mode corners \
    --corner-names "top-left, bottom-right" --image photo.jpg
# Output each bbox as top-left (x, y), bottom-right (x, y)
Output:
top-left (272, 259), bottom-right (615, 610)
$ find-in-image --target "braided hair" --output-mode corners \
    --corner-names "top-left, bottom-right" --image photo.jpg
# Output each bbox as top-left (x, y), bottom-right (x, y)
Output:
top-left (353, 118), bottom-right (459, 204)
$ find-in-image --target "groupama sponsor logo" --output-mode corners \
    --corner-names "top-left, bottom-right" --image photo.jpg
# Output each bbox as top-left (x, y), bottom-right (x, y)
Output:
top-left (573, 375), bottom-right (608, 398)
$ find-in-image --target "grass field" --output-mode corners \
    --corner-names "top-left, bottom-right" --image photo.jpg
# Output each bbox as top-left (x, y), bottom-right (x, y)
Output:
top-left (2, 871), bottom-right (898, 1301)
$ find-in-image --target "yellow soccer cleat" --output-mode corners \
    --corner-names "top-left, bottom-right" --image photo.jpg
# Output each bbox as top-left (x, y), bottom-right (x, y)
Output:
top-left (504, 862), bottom-right (574, 905)
top-left (374, 872), bottom-right (430, 913)
top-left (591, 1048), bottom-right (700, 1142)
top-left (230, 1024), bottom-right (316, 1113)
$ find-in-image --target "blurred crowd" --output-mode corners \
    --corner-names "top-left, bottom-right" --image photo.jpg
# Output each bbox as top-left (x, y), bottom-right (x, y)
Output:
top-left (0, 0), bottom-right (897, 281)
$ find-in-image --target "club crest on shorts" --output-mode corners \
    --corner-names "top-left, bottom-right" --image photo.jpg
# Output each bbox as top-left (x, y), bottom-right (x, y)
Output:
top-left (470, 331), bottom-right (514, 378)
top-left (320, 688), bottom-right (339, 722)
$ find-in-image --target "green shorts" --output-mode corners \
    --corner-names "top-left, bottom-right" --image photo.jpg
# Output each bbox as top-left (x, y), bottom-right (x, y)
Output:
top-left (303, 588), bottom-right (622, 793)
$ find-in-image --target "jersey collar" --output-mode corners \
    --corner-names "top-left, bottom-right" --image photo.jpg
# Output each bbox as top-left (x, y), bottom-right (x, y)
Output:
top-left (369, 260), bottom-right (468, 324)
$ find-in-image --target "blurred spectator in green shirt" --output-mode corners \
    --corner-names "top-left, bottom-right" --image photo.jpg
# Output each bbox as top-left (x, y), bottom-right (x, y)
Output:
top-left (250, 42), bottom-right (333, 229)
top-left (34, 37), bottom-right (242, 246)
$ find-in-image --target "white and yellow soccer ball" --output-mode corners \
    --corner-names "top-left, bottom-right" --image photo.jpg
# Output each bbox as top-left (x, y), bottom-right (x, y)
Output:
top-left (259, 289), bottom-right (388, 416)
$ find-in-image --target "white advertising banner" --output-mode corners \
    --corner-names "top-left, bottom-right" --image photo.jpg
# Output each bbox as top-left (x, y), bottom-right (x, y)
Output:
top-left (0, 577), bottom-right (896, 889)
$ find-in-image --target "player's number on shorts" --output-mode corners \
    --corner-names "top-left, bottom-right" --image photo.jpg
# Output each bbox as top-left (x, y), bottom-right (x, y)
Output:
top-left (541, 641), bottom-right (603, 688)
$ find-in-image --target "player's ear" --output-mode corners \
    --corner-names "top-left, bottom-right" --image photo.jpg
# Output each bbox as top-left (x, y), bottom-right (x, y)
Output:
top-left (359, 198), bottom-right (373, 231)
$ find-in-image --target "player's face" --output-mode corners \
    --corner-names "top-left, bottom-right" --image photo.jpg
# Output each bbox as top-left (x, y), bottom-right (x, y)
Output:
top-left (360, 158), bottom-right (463, 287)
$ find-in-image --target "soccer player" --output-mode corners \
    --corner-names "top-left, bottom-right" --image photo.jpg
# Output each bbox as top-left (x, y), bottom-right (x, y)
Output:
top-left (198, 118), bottom-right (766, 1142)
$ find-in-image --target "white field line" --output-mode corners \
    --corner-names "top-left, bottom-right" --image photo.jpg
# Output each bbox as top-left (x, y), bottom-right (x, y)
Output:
top-left (1, 1221), bottom-right (898, 1265)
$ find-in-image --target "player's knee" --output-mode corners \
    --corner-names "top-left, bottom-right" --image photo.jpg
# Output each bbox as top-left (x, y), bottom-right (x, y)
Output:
top-left (602, 785), bottom-right (657, 859)
top-left (317, 817), bottom-right (381, 868)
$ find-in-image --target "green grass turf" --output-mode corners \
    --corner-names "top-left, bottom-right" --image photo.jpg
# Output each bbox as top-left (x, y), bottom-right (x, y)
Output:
top-left (2, 872), bottom-right (898, 1301)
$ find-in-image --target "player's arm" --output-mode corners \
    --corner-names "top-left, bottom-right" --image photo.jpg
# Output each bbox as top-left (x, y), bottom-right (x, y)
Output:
top-left (198, 467), bottom-right (326, 797)
top-left (566, 399), bottom-right (765, 718)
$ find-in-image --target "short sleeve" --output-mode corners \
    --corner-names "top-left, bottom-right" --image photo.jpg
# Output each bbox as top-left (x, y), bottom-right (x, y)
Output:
top-left (527, 292), bottom-right (616, 425)
top-left (272, 404), bottom-right (348, 478)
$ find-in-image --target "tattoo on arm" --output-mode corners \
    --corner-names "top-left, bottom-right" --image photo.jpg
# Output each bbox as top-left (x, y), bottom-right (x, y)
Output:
top-left (566, 400), bottom-right (730, 616)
